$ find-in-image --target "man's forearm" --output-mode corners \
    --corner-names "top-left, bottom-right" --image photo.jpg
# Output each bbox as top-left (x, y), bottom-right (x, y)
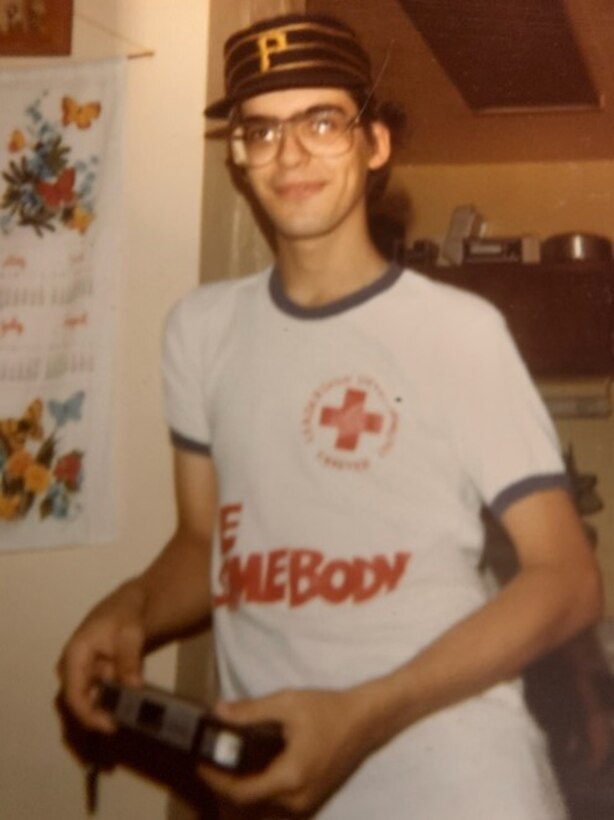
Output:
top-left (134, 528), bottom-right (213, 648)
top-left (352, 559), bottom-right (603, 756)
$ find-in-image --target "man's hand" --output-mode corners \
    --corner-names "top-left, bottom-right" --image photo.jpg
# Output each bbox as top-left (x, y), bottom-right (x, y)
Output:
top-left (56, 582), bottom-right (147, 734)
top-left (57, 451), bottom-right (217, 735)
top-left (197, 687), bottom-right (375, 817)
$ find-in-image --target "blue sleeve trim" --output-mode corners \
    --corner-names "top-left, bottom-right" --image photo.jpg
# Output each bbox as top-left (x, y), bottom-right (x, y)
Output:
top-left (169, 429), bottom-right (211, 457)
top-left (490, 472), bottom-right (572, 519)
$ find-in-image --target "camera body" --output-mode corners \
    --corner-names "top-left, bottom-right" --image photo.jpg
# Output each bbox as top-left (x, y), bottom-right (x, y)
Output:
top-left (97, 680), bottom-right (284, 774)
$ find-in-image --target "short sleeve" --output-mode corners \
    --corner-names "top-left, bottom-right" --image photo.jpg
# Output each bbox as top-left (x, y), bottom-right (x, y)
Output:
top-left (448, 309), bottom-right (568, 517)
top-left (161, 297), bottom-right (211, 455)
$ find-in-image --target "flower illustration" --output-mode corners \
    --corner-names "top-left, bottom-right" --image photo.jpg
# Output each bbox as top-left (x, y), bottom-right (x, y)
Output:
top-left (0, 393), bottom-right (86, 522)
top-left (6, 448), bottom-right (34, 479)
top-left (24, 462), bottom-right (52, 494)
top-left (45, 483), bottom-right (70, 519)
top-left (1, 95), bottom-right (100, 237)
top-left (0, 493), bottom-right (20, 520)
top-left (53, 451), bottom-right (83, 492)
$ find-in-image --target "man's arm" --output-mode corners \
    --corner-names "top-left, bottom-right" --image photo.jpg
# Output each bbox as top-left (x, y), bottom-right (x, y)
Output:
top-left (199, 487), bottom-right (603, 815)
top-left (361, 486), bottom-right (602, 737)
top-left (57, 448), bottom-right (216, 733)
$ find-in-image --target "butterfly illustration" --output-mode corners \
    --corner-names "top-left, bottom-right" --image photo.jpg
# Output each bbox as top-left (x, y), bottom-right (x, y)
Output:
top-left (36, 167), bottom-right (76, 209)
top-left (9, 129), bottom-right (26, 152)
top-left (67, 204), bottom-right (95, 235)
top-left (48, 391), bottom-right (85, 428)
top-left (0, 399), bottom-right (44, 453)
top-left (61, 96), bottom-right (102, 129)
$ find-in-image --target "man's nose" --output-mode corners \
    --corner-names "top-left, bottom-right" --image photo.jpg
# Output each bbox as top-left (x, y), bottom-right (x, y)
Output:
top-left (276, 122), bottom-right (309, 166)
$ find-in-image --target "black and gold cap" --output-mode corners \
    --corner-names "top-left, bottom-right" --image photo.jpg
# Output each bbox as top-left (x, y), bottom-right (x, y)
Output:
top-left (205, 14), bottom-right (373, 119)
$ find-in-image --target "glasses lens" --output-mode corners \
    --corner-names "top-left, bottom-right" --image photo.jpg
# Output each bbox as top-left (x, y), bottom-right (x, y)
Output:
top-left (230, 120), bottom-right (278, 168)
top-left (297, 109), bottom-right (355, 157)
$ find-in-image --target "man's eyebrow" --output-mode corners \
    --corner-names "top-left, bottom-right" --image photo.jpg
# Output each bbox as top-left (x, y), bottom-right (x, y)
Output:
top-left (236, 104), bottom-right (348, 124)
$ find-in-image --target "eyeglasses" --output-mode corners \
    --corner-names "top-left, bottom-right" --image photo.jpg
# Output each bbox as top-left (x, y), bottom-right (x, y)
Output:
top-left (229, 105), bottom-right (362, 169)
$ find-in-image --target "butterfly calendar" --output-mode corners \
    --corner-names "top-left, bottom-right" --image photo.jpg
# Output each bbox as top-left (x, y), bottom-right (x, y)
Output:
top-left (0, 58), bottom-right (124, 550)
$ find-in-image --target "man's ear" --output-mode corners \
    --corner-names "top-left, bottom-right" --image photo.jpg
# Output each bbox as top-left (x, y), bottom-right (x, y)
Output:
top-left (367, 121), bottom-right (391, 171)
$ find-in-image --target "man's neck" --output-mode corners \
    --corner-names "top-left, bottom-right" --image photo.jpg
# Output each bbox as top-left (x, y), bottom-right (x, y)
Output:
top-left (275, 226), bottom-right (389, 309)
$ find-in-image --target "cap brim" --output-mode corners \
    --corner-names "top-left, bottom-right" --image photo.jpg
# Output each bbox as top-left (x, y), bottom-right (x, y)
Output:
top-left (204, 96), bottom-right (234, 119)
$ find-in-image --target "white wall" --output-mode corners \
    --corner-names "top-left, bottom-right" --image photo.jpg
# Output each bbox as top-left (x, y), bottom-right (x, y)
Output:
top-left (0, 2), bottom-right (209, 818)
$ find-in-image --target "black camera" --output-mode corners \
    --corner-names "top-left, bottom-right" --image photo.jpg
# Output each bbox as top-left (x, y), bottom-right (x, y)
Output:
top-left (97, 680), bottom-right (284, 774)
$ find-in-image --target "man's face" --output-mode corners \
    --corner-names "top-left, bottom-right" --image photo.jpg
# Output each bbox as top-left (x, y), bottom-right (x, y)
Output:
top-left (236, 87), bottom-right (390, 242)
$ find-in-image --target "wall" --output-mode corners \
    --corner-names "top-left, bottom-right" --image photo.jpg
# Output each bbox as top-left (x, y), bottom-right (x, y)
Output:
top-left (391, 161), bottom-right (614, 242)
top-left (0, 2), bottom-right (208, 818)
top-left (391, 160), bottom-right (614, 614)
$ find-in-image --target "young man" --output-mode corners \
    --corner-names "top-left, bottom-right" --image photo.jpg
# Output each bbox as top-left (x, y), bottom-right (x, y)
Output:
top-left (58, 14), bottom-right (603, 819)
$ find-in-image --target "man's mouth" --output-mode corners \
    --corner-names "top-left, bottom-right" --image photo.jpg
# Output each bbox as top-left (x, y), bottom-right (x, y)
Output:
top-left (273, 181), bottom-right (327, 200)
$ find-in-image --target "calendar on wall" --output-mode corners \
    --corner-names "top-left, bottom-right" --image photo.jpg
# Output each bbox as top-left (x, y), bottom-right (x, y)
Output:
top-left (0, 57), bottom-right (124, 550)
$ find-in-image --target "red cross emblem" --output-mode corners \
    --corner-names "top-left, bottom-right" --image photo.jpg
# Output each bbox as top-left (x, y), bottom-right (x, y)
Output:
top-left (319, 389), bottom-right (384, 451)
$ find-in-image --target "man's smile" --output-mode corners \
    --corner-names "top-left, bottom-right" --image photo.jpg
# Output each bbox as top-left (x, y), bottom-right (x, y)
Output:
top-left (272, 180), bottom-right (328, 201)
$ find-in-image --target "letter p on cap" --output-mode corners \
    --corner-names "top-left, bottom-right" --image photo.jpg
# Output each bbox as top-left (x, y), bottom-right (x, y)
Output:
top-left (257, 31), bottom-right (288, 72)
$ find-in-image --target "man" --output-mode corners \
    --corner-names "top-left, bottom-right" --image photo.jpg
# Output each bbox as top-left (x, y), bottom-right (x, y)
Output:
top-left (58, 13), bottom-right (603, 819)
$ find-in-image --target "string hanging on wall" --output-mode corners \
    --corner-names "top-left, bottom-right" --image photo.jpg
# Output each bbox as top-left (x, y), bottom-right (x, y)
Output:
top-left (74, 12), bottom-right (155, 60)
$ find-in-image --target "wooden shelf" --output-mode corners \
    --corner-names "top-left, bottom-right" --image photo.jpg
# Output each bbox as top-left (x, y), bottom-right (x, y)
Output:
top-left (416, 262), bottom-right (614, 378)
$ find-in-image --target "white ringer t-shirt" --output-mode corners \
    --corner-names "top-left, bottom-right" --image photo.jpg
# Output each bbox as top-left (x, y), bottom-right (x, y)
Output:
top-left (162, 265), bottom-right (569, 819)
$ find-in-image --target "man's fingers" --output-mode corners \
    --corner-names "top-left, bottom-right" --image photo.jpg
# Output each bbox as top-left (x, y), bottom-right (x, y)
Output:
top-left (58, 628), bottom-right (143, 734)
top-left (197, 759), bottom-right (289, 808)
top-left (114, 624), bottom-right (145, 686)
top-left (60, 647), bottom-right (117, 733)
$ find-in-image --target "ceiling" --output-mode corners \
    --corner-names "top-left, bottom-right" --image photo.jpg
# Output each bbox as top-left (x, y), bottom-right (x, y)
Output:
top-left (307, 0), bottom-right (614, 164)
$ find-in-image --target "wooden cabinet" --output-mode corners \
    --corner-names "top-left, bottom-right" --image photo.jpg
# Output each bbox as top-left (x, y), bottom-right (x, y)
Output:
top-left (417, 262), bottom-right (614, 378)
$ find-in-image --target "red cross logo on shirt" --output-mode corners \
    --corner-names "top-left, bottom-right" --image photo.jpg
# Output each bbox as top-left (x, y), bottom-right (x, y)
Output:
top-left (319, 389), bottom-right (384, 451)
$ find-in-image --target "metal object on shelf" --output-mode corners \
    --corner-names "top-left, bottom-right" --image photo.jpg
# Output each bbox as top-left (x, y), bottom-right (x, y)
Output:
top-left (463, 236), bottom-right (540, 264)
top-left (542, 232), bottom-right (613, 263)
top-left (441, 204), bottom-right (485, 265)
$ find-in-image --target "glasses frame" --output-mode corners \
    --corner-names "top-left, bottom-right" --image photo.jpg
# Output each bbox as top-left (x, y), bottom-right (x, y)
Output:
top-left (228, 103), bottom-right (367, 169)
